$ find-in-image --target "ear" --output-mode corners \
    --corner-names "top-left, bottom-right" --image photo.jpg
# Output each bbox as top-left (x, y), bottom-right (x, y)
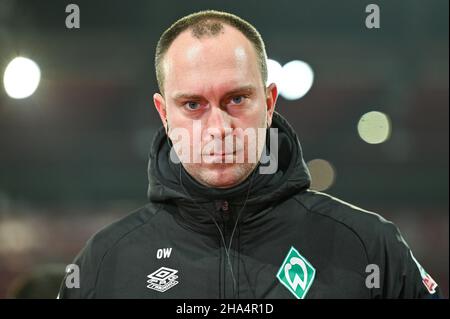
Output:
top-left (153, 93), bottom-right (168, 133)
top-left (265, 82), bottom-right (278, 128)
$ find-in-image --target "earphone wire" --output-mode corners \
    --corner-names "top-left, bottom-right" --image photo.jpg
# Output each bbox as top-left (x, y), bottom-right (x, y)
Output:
top-left (165, 131), bottom-right (257, 298)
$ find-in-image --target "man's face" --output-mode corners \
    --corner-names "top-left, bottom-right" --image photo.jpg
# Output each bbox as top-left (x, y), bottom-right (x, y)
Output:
top-left (154, 24), bottom-right (277, 188)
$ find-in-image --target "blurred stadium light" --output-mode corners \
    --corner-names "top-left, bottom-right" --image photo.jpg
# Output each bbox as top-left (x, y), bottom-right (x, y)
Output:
top-left (267, 58), bottom-right (314, 100)
top-left (3, 57), bottom-right (41, 99)
top-left (358, 111), bottom-right (392, 144)
top-left (307, 158), bottom-right (336, 191)
top-left (279, 60), bottom-right (314, 100)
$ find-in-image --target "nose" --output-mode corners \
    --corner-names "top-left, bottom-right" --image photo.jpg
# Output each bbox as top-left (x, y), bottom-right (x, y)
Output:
top-left (204, 106), bottom-right (232, 140)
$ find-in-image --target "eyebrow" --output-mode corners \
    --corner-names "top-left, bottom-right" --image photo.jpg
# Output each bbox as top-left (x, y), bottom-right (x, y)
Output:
top-left (171, 85), bottom-right (257, 101)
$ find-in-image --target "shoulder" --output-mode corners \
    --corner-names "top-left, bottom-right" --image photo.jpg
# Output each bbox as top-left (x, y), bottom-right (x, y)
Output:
top-left (86, 202), bottom-right (163, 256)
top-left (294, 190), bottom-right (440, 298)
top-left (294, 190), bottom-right (406, 258)
top-left (59, 203), bottom-right (163, 298)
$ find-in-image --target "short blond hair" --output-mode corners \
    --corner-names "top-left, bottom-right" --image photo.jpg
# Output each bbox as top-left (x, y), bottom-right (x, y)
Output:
top-left (155, 10), bottom-right (268, 94)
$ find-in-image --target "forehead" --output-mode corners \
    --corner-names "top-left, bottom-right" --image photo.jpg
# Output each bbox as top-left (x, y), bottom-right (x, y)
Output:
top-left (162, 24), bottom-right (261, 95)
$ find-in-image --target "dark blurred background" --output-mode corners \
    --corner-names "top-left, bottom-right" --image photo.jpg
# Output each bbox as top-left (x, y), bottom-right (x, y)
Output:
top-left (0, 0), bottom-right (448, 298)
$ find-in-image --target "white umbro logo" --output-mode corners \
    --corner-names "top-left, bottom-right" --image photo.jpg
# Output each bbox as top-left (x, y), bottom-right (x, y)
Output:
top-left (147, 267), bottom-right (179, 292)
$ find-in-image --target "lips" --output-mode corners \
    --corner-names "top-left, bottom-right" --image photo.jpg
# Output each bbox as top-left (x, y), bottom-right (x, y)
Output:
top-left (201, 151), bottom-right (238, 164)
top-left (203, 152), bottom-right (235, 157)
top-left (202, 151), bottom-right (236, 156)
top-left (202, 147), bottom-right (242, 156)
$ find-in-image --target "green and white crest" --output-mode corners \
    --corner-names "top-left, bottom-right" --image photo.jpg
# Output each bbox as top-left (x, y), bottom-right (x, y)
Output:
top-left (277, 246), bottom-right (316, 299)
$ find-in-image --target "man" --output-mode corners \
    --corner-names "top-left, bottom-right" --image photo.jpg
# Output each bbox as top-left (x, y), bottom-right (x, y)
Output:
top-left (59, 10), bottom-right (440, 299)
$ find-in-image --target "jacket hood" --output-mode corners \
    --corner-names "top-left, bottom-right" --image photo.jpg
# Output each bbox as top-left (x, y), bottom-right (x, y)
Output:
top-left (147, 111), bottom-right (311, 233)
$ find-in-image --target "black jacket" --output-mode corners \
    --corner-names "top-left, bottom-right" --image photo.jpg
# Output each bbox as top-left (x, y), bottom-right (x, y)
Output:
top-left (59, 112), bottom-right (440, 299)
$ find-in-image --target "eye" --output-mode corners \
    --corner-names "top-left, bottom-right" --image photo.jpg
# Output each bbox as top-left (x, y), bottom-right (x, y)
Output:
top-left (230, 96), bottom-right (245, 105)
top-left (184, 101), bottom-right (201, 111)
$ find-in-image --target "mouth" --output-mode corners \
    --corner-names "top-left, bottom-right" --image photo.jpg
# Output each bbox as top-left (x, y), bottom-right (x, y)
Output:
top-left (203, 152), bottom-right (236, 157)
top-left (202, 147), bottom-right (239, 155)
top-left (201, 151), bottom-right (237, 164)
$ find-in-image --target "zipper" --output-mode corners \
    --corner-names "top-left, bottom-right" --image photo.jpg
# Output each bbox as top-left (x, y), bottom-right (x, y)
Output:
top-left (214, 200), bottom-right (225, 299)
top-left (218, 200), bottom-right (231, 245)
top-left (215, 200), bottom-right (240, 298)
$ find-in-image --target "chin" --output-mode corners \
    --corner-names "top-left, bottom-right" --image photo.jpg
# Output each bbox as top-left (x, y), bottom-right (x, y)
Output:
top-left (199, 163), bottom-right (252, 189)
